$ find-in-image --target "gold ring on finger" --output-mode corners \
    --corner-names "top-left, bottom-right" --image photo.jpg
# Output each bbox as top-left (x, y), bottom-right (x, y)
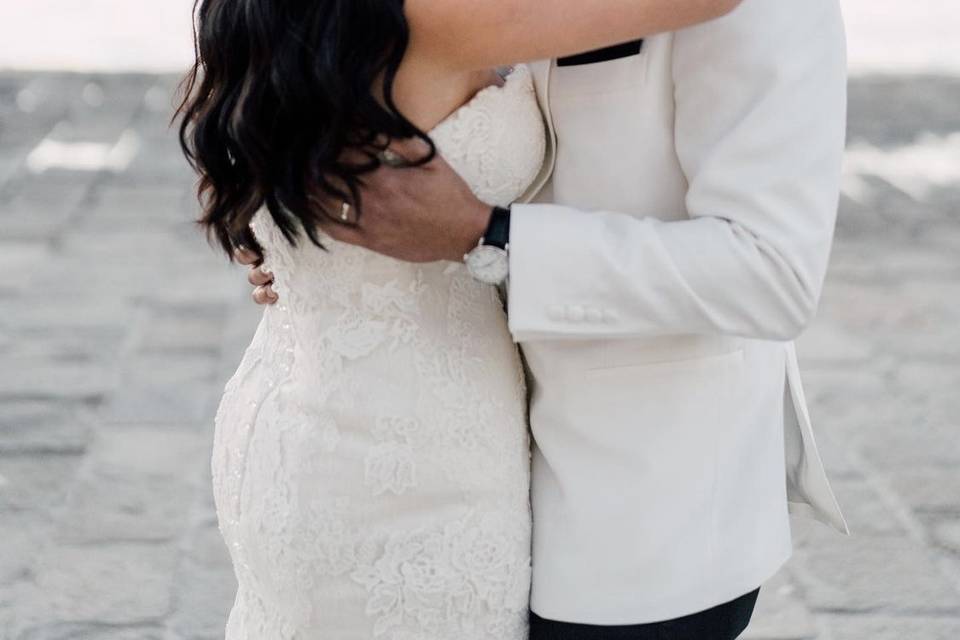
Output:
top-left (377, 148), bottom-right (408, 168)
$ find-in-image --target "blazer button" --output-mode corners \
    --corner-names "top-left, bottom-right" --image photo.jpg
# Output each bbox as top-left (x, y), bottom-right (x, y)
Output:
top-left (567, 305), bottom-right (586, 322)
top-left (586, 307), bottom-right (603, 323)
top-left (547, 305), bottom-right (565, 321)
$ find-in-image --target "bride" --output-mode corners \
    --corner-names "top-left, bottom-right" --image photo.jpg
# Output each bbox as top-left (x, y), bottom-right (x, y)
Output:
top-left (177, 0), bottom-right (740, 637)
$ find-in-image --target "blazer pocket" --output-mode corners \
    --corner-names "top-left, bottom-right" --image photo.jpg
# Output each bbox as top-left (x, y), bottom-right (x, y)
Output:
top-left (584, 349), bottom-right (745, 376)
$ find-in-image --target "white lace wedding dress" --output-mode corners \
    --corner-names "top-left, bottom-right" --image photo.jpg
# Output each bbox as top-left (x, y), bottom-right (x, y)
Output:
top-left (211, 65), bottom-right (546, 640)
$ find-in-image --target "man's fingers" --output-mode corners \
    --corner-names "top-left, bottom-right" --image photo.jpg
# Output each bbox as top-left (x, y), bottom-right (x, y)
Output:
top-left (235, 246), bottom-right (261, 266)
top-left (386, 136), bottom-right (433, 162)
top-left (319, 218), bottom-right (367, 247)
top-left (247, 265), bottom-right (273, 287)
top-left (337, 145), bottom-right (373, 167)
top-left (252, 284), bottom-right (278, 306)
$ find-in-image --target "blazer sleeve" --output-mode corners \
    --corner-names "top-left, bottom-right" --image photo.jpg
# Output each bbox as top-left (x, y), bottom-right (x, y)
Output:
top-left (506, 0), bottom-right (847, 343)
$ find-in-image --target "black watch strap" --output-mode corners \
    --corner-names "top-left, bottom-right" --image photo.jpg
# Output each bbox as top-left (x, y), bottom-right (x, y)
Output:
top-left (483, 206), bottom-right (511, 250)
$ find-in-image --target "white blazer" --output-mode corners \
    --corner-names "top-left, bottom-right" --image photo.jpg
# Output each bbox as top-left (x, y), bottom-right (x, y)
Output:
top-left (509, 0), bottom-right (849, 625)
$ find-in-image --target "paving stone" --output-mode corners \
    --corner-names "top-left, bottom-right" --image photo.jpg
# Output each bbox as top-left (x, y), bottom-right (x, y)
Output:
top-left (119, 145), bottom-right (197, 187)
top-left (0, 325), bottom-right (13, 354)
top-left (0, 326), bottom-right (127, 363)
top-left (814, 478), bottom-right (908, 538)
top-left (165, 511), bottom-right (237, 640)
top-left (0, 180), bottom-right (90, 240)
top-left (25, 542), bottom-right (178, 627)
top-left (78, 203), bottom-right (198, 234)
top-left (56, 227), bottom-right (209, 265)
top-left (92, 424), bottom-right (210, 475)
top-left (137, 302), bottom-right (228, 356)
top-left (0, 241), bottom-right (54, 288)
top-left (847, 77), bottom-right (960, 147)
top-left (0, 454), bottom-right (83, 512)
top-left (0, 74), bottom-right (83, 149)
top-left (941, 555), bottom-right (960, 596)
top-left (891, 361), bottom-right (960, 406)
top-left (140, 268), bottom-right (252, 307)
top-left (0, 295), bottom-right (133, 332)
top-left (100, 354), bottom-right (221, 424)
top-left (30, 75), bottom-right (152, 145)
top-left (791, 536), bottom-right (960, 614)
top-left (0, 401), bottom-right (93, 455)
top-left (16, 623), bottom-right (165, 640)
top-left (743, 569), bottom-right (817, 640)
top-left (27, 260), bottom-right (168, 298)
top-left (55, 468), bottom-right (197, 544)
top-left (0, 511), bottom-right (52, 586)
top-left (797, 322), bottom-right (875, 368)
top-left (887, 467), bottom-right (960, 514)
top-left (864, 282), bottom-right (960, 362)
top-left (810, 279), bottom-right (902, 331)
top-left (84, 183), bottom-right (189, 215)
top-left (794, 367), bottom-right (891, 443)
top-left (822, 614), bottom-right (960, 640)
top-left (932, 519), bottom-right (960, 554)
top-left (806, 430), bottom-right (860, 481)
top-left (829, 237), bottom-right (960, 283)
top-left (0, 358), bottom-right (118, 401)
top-left (859, 419), bottom-right (960, 471)
top-left (53, 424), bottom-right (207, 543)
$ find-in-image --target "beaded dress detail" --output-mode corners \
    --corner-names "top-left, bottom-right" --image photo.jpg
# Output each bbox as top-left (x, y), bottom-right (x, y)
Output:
top-left (211, 65), bottom-right (546, 640)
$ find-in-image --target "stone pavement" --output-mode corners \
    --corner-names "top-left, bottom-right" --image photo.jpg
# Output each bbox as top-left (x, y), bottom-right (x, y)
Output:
top-left (0, 72), bottom-right (958, 639)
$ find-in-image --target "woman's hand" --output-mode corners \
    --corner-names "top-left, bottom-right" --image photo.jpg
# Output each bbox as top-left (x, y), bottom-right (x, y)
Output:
top-left (235, 246), bottom-right (278, 305)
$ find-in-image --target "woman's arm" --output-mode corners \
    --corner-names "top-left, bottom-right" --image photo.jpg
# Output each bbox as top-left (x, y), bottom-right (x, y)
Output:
top-left (406, 0), bottom-right (742, 70)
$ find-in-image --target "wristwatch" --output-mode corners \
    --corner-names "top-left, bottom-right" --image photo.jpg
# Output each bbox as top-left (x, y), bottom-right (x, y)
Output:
top-left (464, 205), bottom-right (511, 285)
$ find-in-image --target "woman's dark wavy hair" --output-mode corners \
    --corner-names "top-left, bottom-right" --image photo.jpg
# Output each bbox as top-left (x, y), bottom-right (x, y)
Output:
top-left (176, 0), bottom-right (435, 256)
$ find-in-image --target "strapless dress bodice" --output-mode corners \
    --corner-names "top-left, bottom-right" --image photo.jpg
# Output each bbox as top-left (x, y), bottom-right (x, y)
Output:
top-left (251, 65), bottom-right (546, 311)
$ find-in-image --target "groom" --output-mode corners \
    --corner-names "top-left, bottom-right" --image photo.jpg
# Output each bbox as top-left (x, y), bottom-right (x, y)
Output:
top-left (241, 1), bottom-right (849, 637)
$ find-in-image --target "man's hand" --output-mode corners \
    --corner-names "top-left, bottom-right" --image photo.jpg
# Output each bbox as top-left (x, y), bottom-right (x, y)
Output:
top-left (238, 137), bottom-right (491, 306)
top-left (321, 138), bottom-right (492, 263)
top-left (235, 246), bottom-right (278, 305)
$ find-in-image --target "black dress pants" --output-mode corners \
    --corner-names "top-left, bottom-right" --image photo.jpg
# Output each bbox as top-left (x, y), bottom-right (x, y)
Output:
top-left (529, 588), bottom-right (760, 640)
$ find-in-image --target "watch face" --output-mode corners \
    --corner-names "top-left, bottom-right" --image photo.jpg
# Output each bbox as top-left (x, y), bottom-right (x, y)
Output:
top-left (465, 245), bottom-right (509, 285)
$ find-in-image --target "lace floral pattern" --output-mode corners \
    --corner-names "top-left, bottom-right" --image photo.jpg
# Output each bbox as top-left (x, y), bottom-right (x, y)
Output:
top-left (351, 512), bottom-right (531, 639)
top-left (211, 65), bottom-right (544, 639)
top-left (366, 418), bottom-right (420, 496)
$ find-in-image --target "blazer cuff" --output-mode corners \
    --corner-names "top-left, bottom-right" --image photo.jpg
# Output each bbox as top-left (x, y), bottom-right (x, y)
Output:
top-left (507, 203), bottom-right (610, 342)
